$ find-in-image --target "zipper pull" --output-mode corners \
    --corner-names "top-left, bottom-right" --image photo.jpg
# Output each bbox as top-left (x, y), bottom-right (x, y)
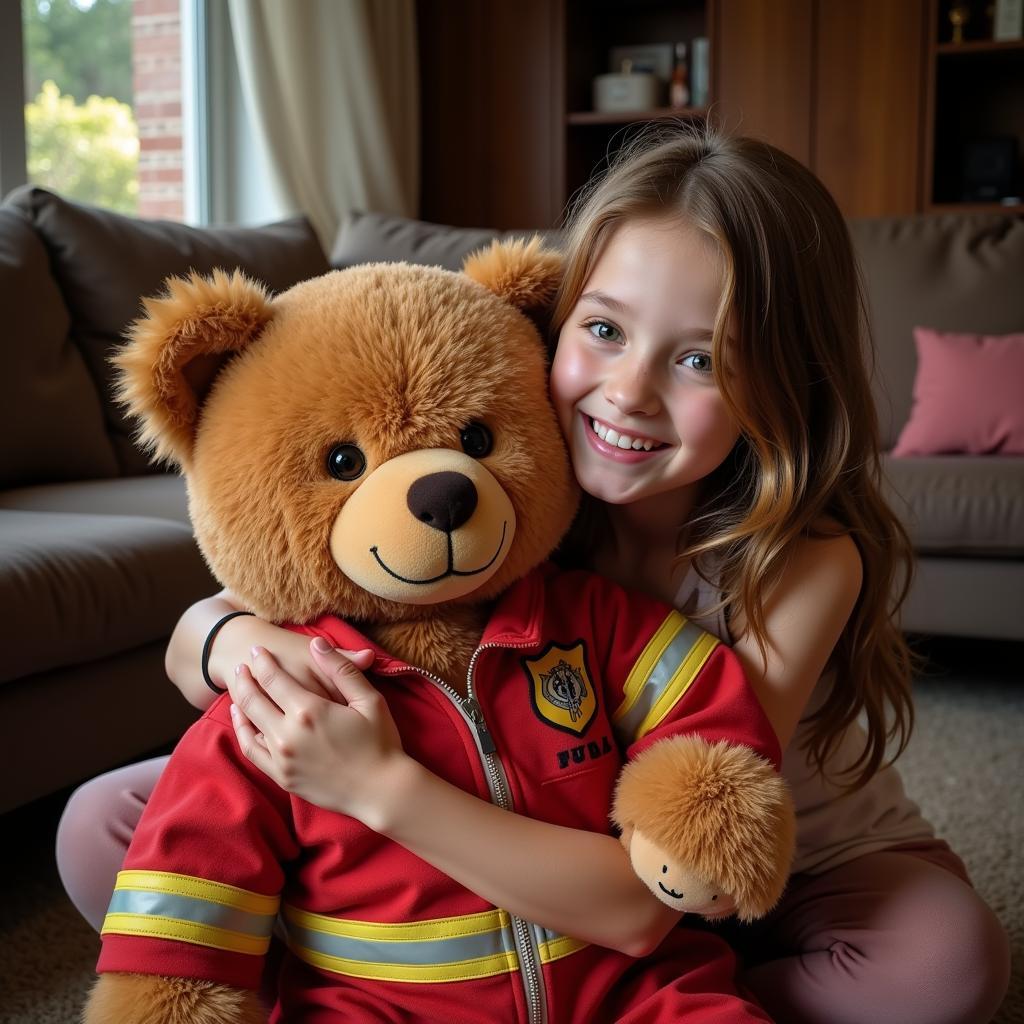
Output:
top-left (461, 697), bottom-right (497, 755)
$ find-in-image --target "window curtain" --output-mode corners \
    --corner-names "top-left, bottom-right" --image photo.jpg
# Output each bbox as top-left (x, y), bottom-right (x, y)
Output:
top-left (225, 0), bottom-right (419, 250)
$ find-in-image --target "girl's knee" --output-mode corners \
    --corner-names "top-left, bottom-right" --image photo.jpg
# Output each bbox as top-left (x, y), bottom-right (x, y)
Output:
top-left (747, 853), bottom-right (1012, 1024)
top-left (936, 897), bottom-right (1011, 1023)
top-left (886, 893), bottom-right (1011, 1024)
top-left (57, 764), bottom-right (151, 850)
top-left (55, 758), bottom-right (166, 932)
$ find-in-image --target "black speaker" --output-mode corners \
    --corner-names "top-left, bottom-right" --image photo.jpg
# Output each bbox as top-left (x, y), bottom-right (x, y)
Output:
top-left (962, 137), bottom-right (1018, 202)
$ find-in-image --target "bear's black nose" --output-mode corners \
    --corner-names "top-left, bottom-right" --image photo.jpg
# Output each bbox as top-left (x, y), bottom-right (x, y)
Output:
top-left (407, 471), bottom-right (478, 533)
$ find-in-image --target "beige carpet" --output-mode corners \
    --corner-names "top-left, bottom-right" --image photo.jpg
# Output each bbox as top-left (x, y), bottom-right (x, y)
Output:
top-left (0, 638), bottom-right (1020, 1024)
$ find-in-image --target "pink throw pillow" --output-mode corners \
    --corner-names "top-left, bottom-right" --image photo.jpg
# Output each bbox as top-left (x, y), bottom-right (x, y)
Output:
top-left (891, 327), bottom-right (1024, 456)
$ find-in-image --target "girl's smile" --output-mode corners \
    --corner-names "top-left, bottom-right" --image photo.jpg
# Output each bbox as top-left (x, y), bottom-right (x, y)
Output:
top-left (582, 413), bottom-right (670, 462)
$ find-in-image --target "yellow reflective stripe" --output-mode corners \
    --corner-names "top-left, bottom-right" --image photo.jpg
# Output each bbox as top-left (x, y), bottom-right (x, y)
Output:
top-left (613, 611), bottom-right (689, 724)
top-left (284, 904), bottom-right (511, 942)
top-left (290, 942), bottom-right (520, 983)
top-left (114, 870), bottom-right (279, 916)
top-left (634, 631), bottom-right (720, 740)
top-left (101, 912), bottom-right (271, 956)
top-left (539, 934), bottom-right (588, 963)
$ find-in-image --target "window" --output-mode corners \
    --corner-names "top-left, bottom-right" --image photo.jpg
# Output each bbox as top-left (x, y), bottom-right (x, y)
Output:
top-left (20, 0), bottom-right (185, 219)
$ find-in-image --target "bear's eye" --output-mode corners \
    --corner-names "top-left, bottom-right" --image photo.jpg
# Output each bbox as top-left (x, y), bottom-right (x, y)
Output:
top-left (326, 443), bottom-right (366, 481)
top-left (460, 422), bottom-right (493, 459)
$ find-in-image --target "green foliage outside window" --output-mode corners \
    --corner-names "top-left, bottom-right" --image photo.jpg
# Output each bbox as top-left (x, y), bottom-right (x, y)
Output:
top-left (25, 80), bottom-right (139, 214)
top-left (22, 0), bottom-right (137, 213)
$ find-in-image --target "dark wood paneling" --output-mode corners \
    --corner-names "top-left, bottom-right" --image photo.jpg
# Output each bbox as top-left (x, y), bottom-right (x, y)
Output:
top-left (713, 0), bottom-right (814, 163)
top-left (485, 1), bottom-right (563, 228)
top-left (814, 0), bottom-right (927, 216)
top-left (417, 0), bottom-right (488, 226)
top-left (417, 0), bottom-right (561, 229)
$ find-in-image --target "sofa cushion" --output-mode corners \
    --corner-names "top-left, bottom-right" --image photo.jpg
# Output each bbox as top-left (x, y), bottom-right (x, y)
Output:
top-left (0, 509), bottom-right (215, 685)
top-left (892, 327), bottom-right (1024, 456)
top-left (0, 207), bottom-right (119, 488)
top-left (331, 210), bottom-right (561, 272)
top-left (0, 474), bottom-right (191, 526)
top-left (4, 187), bottom-right (331, 476)
top-left (881, 454), bottom-right (1024, 555)
top-left (848, 214), bottom-right (1024, 450)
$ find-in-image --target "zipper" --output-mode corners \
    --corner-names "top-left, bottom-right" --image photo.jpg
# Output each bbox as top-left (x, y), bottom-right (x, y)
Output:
top-left (464, 643), bottom-right (547, 1024)
top-left (382, 642), bottom-right (547, 1024)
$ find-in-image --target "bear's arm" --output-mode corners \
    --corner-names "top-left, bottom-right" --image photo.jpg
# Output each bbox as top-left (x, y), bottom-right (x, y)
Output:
top-left (574, 572), bottom-right (782, 766)
top-left (86, 698), bottom-right (300, 1022)
top-left (573, 573), bottom-right (795, 921)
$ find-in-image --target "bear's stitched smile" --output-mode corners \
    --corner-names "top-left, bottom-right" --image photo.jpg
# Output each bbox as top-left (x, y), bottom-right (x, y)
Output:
top-left (658, 882), bottom-right (685, 899)
top-left (370, 521), bottom-right (508, 585)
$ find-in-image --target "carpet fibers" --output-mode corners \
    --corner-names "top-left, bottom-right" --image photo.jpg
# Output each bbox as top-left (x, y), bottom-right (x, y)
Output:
top-left (0, 638), bottom-right (1020, 1023)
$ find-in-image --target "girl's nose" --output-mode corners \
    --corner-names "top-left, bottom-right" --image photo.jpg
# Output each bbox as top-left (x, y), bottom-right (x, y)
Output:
top-left (604, 363), bottom-right (661, 417)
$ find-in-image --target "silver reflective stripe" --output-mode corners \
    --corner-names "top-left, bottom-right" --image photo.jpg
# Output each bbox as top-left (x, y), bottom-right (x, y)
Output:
top-left (106, 888), bottom-right (276, 938)
top-left (614, 618), bottom-right (709, 744)
top-left (531, 924), bottom-right (589, 964)
top-left (284, 918), bottom-right (518, 966)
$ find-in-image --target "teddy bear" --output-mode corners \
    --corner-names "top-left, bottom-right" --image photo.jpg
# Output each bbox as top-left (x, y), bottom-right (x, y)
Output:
top-left (84, 239), bottom-right (795, 1024)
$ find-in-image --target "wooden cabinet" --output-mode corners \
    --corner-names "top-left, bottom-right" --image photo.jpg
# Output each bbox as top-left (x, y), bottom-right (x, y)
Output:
top-left (712, 0), bottom-right (814, 164)
top-left (418, 0), bottom-right (712, 229)
top-left (417, 0), bottom-right (564, 229)
top-left (714, 0), bottom-right (928, 217)
top-left (562, 0), bottom-right (710, 212)
top-left (814, 0), bottom-right (928, 217)
top-left (924, 0), bottom-right (1024, 212)
top-left (417, 0), bottom-right (999, 228)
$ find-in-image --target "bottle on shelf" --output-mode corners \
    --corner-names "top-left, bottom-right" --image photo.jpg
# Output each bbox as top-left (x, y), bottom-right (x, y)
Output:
top-left (691, 36), bottom-right (710, 107)
top-left (669, 41), bottom-right (690, 109)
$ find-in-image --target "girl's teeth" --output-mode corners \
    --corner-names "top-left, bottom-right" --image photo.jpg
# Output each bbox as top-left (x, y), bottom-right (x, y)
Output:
top-left (590, 418), bottom-right (659, 451)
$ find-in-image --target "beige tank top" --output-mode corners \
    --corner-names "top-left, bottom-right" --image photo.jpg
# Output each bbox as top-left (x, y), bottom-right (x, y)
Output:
top-left (676, 563), bottom-right (935, 876)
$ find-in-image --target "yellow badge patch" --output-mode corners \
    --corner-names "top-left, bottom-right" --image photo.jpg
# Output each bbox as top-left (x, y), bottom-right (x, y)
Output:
top-left (523, 642), bottom-right (597, 737)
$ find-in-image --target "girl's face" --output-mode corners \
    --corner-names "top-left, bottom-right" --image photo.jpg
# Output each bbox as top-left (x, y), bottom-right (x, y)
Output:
top-left (550, 217), bottom-right (741, 512)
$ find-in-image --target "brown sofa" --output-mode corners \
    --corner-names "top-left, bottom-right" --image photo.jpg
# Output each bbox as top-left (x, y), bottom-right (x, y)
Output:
top-left (1, 197), bottom-right (1020, 813)
top-left (849, 216), bottom-right (1024, 641)
top-left (0, 187), bottom-right (329, 813)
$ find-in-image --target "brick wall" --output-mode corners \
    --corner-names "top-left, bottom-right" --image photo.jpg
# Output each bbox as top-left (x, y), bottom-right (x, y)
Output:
top-left (132, 0), bottom-right (183, 220)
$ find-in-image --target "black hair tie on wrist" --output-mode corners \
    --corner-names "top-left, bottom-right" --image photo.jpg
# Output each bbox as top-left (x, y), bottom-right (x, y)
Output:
top-left (201, 610), bottom-right (255, 693)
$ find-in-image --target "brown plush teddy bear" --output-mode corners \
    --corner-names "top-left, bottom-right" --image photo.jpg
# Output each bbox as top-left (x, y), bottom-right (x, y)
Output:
top-left (85, 240), bottom-right (794, 1024)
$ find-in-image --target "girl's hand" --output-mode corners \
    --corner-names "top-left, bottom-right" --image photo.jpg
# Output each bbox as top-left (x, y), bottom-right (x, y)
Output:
top-left (207, 616), bottom-right (334, 699)
top-left (226, 638), bottom-right (413, 825)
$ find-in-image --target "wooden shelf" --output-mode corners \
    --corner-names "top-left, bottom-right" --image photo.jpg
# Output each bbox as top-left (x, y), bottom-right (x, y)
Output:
top-left (567, 106), bottom-right (707, 126)
top-left (936, 39), bottom-right (1024, 54)
top-left (927, 201), bottom-right (1024, 214)
top-left (924, 0), bottom-right (1024, 211)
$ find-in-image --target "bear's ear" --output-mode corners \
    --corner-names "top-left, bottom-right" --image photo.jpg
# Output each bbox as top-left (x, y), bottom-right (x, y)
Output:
top-left (112, 269), bottom-right (273, 469)
top-left (462, 236), bottom-right (562, 313)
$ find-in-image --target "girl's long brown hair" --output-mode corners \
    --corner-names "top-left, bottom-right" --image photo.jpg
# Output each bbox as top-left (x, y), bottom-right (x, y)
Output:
top-left (553, 124), bottom-right (916, 788)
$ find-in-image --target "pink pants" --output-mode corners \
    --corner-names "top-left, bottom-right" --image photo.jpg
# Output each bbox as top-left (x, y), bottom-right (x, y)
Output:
top-left (58, 757), bottom-right (1011, 1024)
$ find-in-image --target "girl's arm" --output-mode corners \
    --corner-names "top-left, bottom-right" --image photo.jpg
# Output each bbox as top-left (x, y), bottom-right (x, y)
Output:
top-left (728, 531), bottom-right (863, 751)
top-left (376, 757), bottom-right (679, 955)
top-left (227, 643), bottom-right (680, 956)
top-left (165, 591), bottom-right (334, 710)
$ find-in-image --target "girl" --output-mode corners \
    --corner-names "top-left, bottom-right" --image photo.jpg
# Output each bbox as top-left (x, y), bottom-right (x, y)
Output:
top-left (58, 127), bottom-right (1010, 1024)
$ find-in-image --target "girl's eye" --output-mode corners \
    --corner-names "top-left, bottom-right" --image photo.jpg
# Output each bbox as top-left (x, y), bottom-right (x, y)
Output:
top-left (586, 320), bottom-right (622, 343)
top-left (326, 443), bottom-right (366, 481)
top-left (680, 351), bottom-right (713, 375)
